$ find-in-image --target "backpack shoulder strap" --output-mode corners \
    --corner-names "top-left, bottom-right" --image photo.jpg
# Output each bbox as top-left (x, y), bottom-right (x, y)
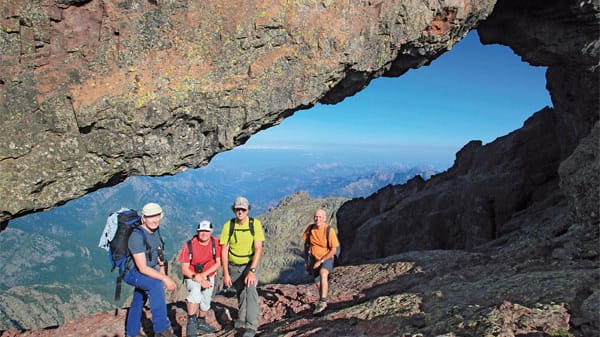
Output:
top-left (227, 217), bottom-right (256, 243)
top-left (187, 238), bottom-right (194, 263)
top-left (132, 226), bottom-right (151, 259)
top-left (227, 218), bottom-right (235, 244)
top-left (156, 227), bottom-right (165, 249)
top-left (211, 236), bottom-right (217, 261)
top-left (328, 226), bottom-right (340, 257)
top-left (304, 224), bottom-right (316, 258)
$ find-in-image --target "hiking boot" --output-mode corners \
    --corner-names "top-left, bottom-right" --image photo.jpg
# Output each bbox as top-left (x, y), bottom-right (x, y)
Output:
top-left (312, 300), bottom-right (327, 315)
top-left (196, 317), bottom-right (216, 334)
top-left (242, 328), bottom-right (257, 337)
top-left (186, 316), bottom-right (198, 337)
top-left (155, 329), bottom-right (176, 337)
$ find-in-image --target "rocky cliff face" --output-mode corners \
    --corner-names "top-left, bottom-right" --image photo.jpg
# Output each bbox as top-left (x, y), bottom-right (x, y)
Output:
top-left (333, 0), bottom-right (600, 334)
top-left (0, 284), bottom-right (111, 331)
top-left (335, 0), bottom-right (599, 266)
top-left (0, 0), bottom-right (495, 226)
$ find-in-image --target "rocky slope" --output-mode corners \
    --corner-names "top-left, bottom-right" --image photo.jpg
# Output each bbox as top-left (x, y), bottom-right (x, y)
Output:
top-left (333, 1), bottom-right (600, 334)
top-left (0, 284), bottom-right (111, 332)
top-left (0, 227), bottom-right (101, 290)
top-left (0, 250), bottom-right (593, 337)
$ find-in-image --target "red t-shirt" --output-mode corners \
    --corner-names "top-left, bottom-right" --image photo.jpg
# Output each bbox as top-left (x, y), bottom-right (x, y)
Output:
top-left (178, 236), bottom-right (222, 276)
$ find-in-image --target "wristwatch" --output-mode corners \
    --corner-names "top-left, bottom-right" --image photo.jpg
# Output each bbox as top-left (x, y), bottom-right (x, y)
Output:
top-left (320, 259), bottom-right (325, 264)
top-left (249, 268), bottom-right (257, 273)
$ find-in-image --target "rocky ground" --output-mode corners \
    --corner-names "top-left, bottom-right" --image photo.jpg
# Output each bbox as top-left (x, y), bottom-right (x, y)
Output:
top-left (2, 240), bottom-right (597, 337)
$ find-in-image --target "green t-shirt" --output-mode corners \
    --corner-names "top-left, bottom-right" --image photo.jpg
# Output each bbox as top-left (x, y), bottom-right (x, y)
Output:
top-left (220, 217), bottom-right (265, 265)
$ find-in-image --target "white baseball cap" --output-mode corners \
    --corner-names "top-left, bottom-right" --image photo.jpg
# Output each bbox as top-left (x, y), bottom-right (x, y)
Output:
top-left (196, 220), bottom-right (213, 231)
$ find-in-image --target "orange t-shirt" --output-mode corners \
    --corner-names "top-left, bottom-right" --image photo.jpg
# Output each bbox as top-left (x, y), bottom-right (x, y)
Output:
top-left (302, 223), bottom-right (339, 260)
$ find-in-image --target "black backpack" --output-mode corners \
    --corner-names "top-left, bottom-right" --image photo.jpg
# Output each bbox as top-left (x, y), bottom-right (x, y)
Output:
top-left (101, 209), bottom-right (165, 301)
top-left (108, 209), bottom-right (142, 273)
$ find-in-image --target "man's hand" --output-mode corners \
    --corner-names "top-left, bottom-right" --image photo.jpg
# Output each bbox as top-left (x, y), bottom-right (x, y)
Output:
top-left (223, 274), bottom-right (233, 288)
top-left (163, 276), bottom-right (177, 291)
top-left (200, 278), bottom-right (212, 289)
top-left (245, 271), bottom-right (257, 286)
top-left (313, 259), bottom-right (322, 270)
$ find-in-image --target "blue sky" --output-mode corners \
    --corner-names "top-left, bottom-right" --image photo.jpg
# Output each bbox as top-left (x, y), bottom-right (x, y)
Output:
top-left (234, 30), bottom-right (552, 169)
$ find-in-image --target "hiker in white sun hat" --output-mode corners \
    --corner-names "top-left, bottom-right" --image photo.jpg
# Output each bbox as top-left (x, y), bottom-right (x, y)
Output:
top-left (124, 202), bottom-right (177, 337)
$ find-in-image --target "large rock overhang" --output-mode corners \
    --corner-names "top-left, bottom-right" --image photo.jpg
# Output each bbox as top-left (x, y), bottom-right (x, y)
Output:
top-left (0, 0), bottom-right (498, 226)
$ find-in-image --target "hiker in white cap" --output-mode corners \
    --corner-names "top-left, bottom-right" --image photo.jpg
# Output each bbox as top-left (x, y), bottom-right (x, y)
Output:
top-left (124, 202), bottom-right (177, 337)
top-left (220, 196), bottom-right (265, 337)
top-left (179, 220), bottom-right (222, 336)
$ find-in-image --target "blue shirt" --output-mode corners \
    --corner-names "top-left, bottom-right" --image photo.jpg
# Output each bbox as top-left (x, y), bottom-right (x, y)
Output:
top-left (128, 227), bottom-right (162, 269)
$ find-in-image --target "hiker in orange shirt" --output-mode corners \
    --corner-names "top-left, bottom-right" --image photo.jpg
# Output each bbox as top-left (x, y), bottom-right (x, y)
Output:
top-left (302, 208), bottom-right (340, 315)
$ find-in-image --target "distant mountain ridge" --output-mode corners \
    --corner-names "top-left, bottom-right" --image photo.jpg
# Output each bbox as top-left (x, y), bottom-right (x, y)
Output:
top-left (10, 158), bottom-right (435, 252)
top-left (0, 228), bottom-right (103, 292)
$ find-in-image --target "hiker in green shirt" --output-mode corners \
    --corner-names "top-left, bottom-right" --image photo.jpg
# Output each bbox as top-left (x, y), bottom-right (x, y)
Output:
top-left (220, 196), bottom-right (265, 337)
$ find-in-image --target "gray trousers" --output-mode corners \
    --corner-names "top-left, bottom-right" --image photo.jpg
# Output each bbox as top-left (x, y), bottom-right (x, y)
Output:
top-left (228, 263), bottom-right (260, 330)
